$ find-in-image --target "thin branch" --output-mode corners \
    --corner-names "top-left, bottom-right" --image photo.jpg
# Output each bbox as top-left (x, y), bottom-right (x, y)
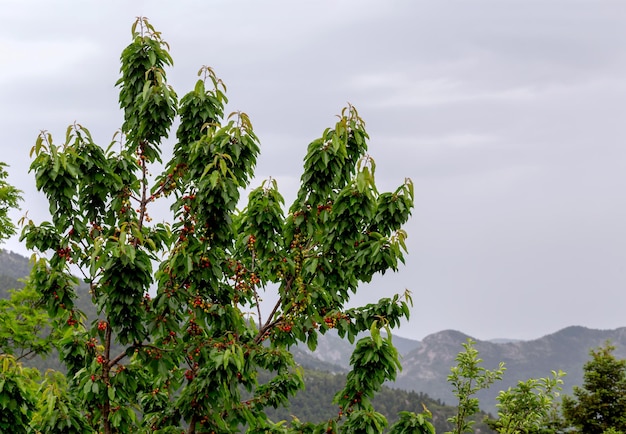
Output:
top-left (108, 343), bottom-right (173, 369)
top-left (254, 313), bottom-right (282, 345)
top-left (15, 349), bottom-right (37, 362)
top-left (104, 320), bottom-right (112, 361)
top-left (249, 250), bottom-right (263, 330)
top-left (136, 140), bottom-right (149, 236)
top-left (261, 299), bottom-right (281, 330)
top-left (108, 349), bottom-right (129, 368)
top-left (253, 275), bottom-right (294, 344)
top-left (187, 414), bottom-right (198, 434)
top-left (103, 317), bottom-right (113, 434)
top-left (254, 288), bottom-right (262, 331)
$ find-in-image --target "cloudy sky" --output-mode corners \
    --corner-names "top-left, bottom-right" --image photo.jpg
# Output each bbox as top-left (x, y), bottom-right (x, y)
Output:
top-left (1, 1), bottom-right (625, 342)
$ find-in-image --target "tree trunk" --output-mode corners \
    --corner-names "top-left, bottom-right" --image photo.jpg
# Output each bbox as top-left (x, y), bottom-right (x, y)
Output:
top-left (187, 414), bottom-right (199, 434)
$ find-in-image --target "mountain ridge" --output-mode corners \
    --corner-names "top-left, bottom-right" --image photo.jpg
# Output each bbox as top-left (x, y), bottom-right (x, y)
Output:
top-left (393, 325), bottom-right (626, 414)
top-left (1, 249), bottom-right (624, 416)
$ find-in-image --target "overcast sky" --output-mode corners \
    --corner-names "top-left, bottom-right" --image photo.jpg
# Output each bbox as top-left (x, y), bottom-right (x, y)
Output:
top-left (1, 1), bottom-right (625, 342)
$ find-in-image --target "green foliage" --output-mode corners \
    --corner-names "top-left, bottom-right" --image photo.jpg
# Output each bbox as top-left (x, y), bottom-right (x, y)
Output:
top-left (0, 165), bottom-right (34, 432)
top-left (341, 409), bottom-right (389, 434)
top-left (117, 17), bottom-right (177, 163)
top-left (446, 338), bottom-right (506, 434)
top-left (0, 355), bottom-right (38, 433)
top-left (20, 17), bottom-right (418, 434)
top-left (487, 370), bottom-right (565, 434)
top-left (0, 162), bottom-right (21, 243)
top-left (562, 342), bottom-right (626, 434)
top-left (0, 282), bottom-right (54, 361)
top-left (29, 370), bottom-right (93, 433)
top-left (334, 323), bottom-right (403, 413)
top-left (388, 410), bottom-right (436, 434)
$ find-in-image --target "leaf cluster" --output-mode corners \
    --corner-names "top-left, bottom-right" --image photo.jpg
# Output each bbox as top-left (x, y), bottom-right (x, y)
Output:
top-left (487, 370), bottom-right (565, 434)
top-left (562, 343), bottom-right (626, 434)
top-left (446, 338), bottom-right (506, 434)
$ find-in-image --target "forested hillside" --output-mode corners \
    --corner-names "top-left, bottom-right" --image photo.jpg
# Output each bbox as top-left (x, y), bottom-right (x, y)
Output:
top-left (261, 369), bottom-right (494, 433)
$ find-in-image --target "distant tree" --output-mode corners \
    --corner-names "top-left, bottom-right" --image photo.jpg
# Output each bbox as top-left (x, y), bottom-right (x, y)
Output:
top-left (389, 409), bottom-right (436, 434)
top-left (0, 162), bottom-right (21, 243)
top-left (0, 164), bottom-right (67, 432)
top-left (486, 370), bottom-right (565, 434)
top-left (0, 283), bottom-right (54, 360)
top-left (446, 338), bottom-right (506, 434)
top-left (562, 342), bottom-right (626, 433)
top-left (0, 355), bottom-right (39, 434)
top-left (0, 163), bottom-right (37, 433)
top-left (29, 370), bottom-right (94, 433)
top-left (20, 17), bottom-right (432, 434)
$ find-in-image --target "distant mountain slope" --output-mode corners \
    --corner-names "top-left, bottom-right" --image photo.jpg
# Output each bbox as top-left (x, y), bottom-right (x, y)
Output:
top-left (0, 249), bottom-right (32, 280)
top-left (295, 330), bottom-right (420, 370)
top-left (0, 249), bottom-right (31, 296)
top-left (394, 327), bottom-right (626, 414)
top-left (390, 333), bottom-right (422, 356)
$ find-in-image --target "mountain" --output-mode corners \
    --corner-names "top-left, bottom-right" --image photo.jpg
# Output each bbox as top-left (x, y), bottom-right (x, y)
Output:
top-left (294, 330), bottom-right (420, 370)
top-left (393, 327), bottom-right (626, 414)
top-left (0, 250), bottom-right (32, 281)
top-left (0, 249), bottom-right (31, 296)
top-left (297, 324), bottom-right (626, 415)
top-left (2, 249), bottom-right (625, 419)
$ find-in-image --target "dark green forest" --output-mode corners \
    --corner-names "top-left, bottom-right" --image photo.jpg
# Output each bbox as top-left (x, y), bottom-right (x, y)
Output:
top-left (262, 369), bottom-right (493, 433)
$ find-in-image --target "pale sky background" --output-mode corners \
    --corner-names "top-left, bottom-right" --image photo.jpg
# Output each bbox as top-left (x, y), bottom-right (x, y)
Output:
top-left (1, 1), bottom-right (625, 342)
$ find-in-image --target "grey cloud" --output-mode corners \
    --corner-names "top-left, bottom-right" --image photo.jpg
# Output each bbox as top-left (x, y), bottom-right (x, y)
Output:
top-left (1, 1), bottom-right (625, 341)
